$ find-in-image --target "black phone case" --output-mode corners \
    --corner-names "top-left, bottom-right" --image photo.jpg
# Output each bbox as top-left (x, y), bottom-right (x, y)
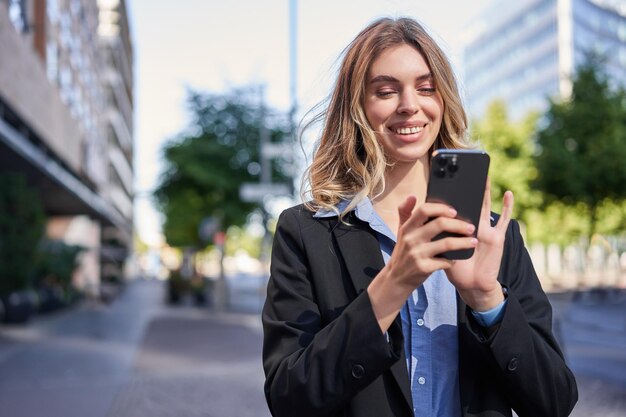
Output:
top-left (426, 149), bottom-right (490, 260)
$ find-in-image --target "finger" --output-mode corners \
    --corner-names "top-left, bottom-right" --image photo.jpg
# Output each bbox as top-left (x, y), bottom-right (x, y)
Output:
top-left (496, 190), bottom-right (514, 232)
top-left (480, 176), bottom-right (492, 224)
top-left (421, 236), bottom-right (478, 259)
top-left (419, 217), bottom-right (475, 241)
top-left (408, 202), bottom-right (458, 227)
top-left (398, 196), bottom-right (417, 228)
top-left (429, 258), bottom-right (456, 271)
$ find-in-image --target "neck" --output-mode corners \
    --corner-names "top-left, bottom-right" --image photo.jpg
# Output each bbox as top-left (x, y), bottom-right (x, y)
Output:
top-left (372, 157), bottom-right (430, 212)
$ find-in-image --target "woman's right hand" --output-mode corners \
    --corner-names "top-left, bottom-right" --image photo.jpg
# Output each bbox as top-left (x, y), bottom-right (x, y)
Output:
top-left (367, 196), bottom-right (476, 332)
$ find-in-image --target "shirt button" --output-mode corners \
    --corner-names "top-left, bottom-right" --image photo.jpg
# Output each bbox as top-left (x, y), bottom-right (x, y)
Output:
top-left (418, 376), bottom-right (426, 385)
top-left (416, 318), bottom-right (425, 326)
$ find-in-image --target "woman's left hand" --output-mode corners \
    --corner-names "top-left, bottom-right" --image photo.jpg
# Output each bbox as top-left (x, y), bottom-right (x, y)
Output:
top-left (446, 179), bottom-right (514, 312)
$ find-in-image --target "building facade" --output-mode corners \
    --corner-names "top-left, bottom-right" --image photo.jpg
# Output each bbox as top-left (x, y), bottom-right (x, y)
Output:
top-left (462, 0), bottom-right (626, 120)
top-left (0, 0), bottom-right (133, 294)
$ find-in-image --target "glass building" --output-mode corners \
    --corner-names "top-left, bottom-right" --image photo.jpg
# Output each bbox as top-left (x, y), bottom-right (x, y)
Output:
top-left (0, 0), bottom-right (134, 294)
top-left (462, 0), bottom-right (626, 120)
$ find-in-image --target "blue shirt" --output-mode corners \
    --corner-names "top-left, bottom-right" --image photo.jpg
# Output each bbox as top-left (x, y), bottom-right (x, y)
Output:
top-left (315, 198), bottom-right (506, 417)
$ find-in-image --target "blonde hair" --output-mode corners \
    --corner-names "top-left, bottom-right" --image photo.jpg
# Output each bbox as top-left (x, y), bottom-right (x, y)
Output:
top-left (302, 17), bottom-right (470, 217)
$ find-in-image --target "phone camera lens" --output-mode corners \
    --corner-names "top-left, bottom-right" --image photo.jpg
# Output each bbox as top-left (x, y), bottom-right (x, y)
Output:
top-left (436, 167), bottom-right (446, 178)
top-left (448, 161), bottom-right (458, 173)
top-left (437, 156), bottom-right (447, 166)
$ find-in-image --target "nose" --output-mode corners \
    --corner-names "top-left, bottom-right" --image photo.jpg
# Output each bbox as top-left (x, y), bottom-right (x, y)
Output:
top-left (397, 90), bottom-right (420, 115)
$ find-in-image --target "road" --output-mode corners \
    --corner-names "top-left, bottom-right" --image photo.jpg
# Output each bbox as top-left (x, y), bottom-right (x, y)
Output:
top-left (550, 290), bottom-right (626, 416)
top-left (0, 277), bottom-right (624, 416)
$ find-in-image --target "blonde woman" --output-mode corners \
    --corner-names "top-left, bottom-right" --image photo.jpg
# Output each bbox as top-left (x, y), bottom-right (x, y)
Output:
top-left (262, 17), bottom-right (577, 417)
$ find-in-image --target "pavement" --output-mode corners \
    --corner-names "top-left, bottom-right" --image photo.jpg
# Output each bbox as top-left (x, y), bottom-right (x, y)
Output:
top-left (0, 278), bottom-right (270, 417)
top-left (0, 278), bottom-right (624, 416)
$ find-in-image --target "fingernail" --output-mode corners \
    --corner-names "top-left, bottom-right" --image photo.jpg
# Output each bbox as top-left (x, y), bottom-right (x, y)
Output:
top-left (471, 238), bottom-right (478, 246)
top-left (449, 208), bottom-right (457, 216)
top-left (467, 224), bottom-right (475, 233)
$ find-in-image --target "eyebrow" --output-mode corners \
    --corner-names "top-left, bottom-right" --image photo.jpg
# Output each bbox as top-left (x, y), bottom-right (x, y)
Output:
top-left (369, 73), bottom-right (433, 84)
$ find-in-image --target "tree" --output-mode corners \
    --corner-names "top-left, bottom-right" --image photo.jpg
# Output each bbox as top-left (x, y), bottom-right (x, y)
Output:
top-left (535, 54), bottom-right (626, 237)
top-left (154, 87), bottom-right (290, 249)
top-left (472, 100), bottom-right (541, 225)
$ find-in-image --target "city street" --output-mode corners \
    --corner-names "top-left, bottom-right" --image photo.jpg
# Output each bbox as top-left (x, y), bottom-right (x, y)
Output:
top-left (0, 277), bottom-right (624, 416)
top-left (551, 290), bottom-right (626, 417)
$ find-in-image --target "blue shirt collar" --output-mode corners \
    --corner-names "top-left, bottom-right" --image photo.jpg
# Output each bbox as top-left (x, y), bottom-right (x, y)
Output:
top-left (314, 197), bottom-right (396, 240)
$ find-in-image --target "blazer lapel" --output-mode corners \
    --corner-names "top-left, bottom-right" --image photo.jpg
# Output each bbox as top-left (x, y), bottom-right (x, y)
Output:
top-left (332, 215), bottom-right (413, 411)
top-left (331, 216), bottom-right (382, 292)
top-left (456, 294), bottom-right (475, 416)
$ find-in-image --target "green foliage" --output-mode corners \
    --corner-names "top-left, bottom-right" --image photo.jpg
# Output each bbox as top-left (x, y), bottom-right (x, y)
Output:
top-left (472, 101), bottom-right (541, 224)
top-left (32, 239), bottom-right (84, 291)
top-left (523, 203), bottom-right (590, 246)
top-left (224, 225), bottom-right (263, 258)
top-left (535, 53), bottom-right (626, 236)
top-left (0, 173), bottom-right (46, 296)
top-left (154, 87), bottom-right (290, 248)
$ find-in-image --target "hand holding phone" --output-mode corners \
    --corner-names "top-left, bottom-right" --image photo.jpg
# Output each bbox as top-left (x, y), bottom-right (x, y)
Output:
top-left (425, 149), bottom-right (490, 260)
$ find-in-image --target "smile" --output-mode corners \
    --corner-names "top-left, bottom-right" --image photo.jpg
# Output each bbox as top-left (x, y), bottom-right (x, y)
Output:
top-left (393, 126), bottom-right (423, 135)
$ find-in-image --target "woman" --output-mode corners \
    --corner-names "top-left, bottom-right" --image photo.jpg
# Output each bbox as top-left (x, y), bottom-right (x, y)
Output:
top-left (262, 17), bottom-right (577, 417)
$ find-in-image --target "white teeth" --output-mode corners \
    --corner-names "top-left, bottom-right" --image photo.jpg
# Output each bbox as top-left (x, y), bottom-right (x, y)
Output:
top-left (394, 126), bottom-right (423, 135)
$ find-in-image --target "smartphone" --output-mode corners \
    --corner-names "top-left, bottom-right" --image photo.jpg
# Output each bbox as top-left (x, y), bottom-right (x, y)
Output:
top-left (425, 149), bottom-right (490, 260)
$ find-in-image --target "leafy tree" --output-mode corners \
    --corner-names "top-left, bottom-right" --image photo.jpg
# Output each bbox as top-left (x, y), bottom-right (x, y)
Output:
top-left (0, 173), bottom-right (46, 296)
top-left (154, 87), bottom-right (290, 249)
top-left (472, 100), bottom-right (541, 224)
top-left (535, 54), bottom-right (626, 237)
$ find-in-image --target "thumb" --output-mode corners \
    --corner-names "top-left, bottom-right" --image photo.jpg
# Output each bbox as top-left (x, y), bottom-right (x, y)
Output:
top-left (398, 195), bottom-right (417, 228)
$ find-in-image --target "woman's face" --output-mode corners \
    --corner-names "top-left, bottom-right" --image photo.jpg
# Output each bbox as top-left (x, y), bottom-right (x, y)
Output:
top-left (363, 44), bottom-right (444, 165)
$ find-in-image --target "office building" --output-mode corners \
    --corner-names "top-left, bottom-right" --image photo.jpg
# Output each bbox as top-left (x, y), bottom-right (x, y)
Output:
top-left (463, 0), bottom-right (626, 120)
top-left (0, 0), bottom-right (134, 295)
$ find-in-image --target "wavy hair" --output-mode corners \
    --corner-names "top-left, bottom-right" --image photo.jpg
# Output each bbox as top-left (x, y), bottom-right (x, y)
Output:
top-left (302, 17), bottom-right (470, 216)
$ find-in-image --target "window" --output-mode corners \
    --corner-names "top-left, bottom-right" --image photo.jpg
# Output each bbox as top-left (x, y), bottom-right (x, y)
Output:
top-left (8, 0), bottom-right (27, 32)
top-left (47, 0), bottom-right (59, 24)
top-left (46, 40), bottom-right (59, 82)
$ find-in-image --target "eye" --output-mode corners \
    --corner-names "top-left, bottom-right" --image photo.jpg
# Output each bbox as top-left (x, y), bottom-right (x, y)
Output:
top-left (375, 89), bottom-right (396, 98)
top-left (417, 87), bottom-right (436, 96)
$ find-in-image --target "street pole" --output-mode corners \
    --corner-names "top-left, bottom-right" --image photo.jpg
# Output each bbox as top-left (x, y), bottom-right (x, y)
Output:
top-left (259, 85), bottom-right (271, 185)
top-left (259, 86), bottom-right (272, 266)
top-left (288, 0), bottom-right (298, 194)
top-left (289, 0), bottom-right (298, 131)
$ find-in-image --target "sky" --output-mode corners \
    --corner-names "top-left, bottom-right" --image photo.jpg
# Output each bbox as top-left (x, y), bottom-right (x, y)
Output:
top-left (128, 0), bottom-right (493, 246)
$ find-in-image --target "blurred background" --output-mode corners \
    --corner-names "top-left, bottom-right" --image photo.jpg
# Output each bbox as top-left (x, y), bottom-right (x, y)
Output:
top-left (1, 0), bottom-right (626, 416)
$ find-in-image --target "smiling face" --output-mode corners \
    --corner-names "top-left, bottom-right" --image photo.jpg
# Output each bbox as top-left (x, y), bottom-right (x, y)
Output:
top-left (363, 43), bottom-right (444, 166)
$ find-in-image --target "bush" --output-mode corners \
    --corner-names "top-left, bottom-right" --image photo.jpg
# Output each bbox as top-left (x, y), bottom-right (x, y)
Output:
top-left (0, 173), bottom-right (45, 296)
top-left (32, 239), bottom-right (85, 297)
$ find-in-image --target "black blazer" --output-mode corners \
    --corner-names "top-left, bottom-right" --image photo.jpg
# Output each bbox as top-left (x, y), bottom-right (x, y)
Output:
top-left (262, 205), bottom-right (578, 417)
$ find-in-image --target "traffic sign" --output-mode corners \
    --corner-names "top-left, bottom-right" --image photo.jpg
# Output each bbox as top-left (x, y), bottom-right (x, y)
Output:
top-left (239, 183), bottom-right (290, 202)
top-left (261, 143), bottom-right (291, 159)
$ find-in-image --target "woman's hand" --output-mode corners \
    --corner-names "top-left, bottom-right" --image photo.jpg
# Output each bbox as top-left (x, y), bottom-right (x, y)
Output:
top-left (368, 196), bottom-right (478, 332)
top-left (389, 196), bottom-right (480, 290)
top-left (446, 180), bottom-right (514, 311)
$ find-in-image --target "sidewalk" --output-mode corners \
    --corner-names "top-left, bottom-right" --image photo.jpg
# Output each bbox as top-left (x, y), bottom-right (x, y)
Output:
top-left (109, 308), bottom-right (269, 417)
top-left (0, 279), bottom-right (165, 417)
top-left (0, 279), bottom-right (270, 417)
